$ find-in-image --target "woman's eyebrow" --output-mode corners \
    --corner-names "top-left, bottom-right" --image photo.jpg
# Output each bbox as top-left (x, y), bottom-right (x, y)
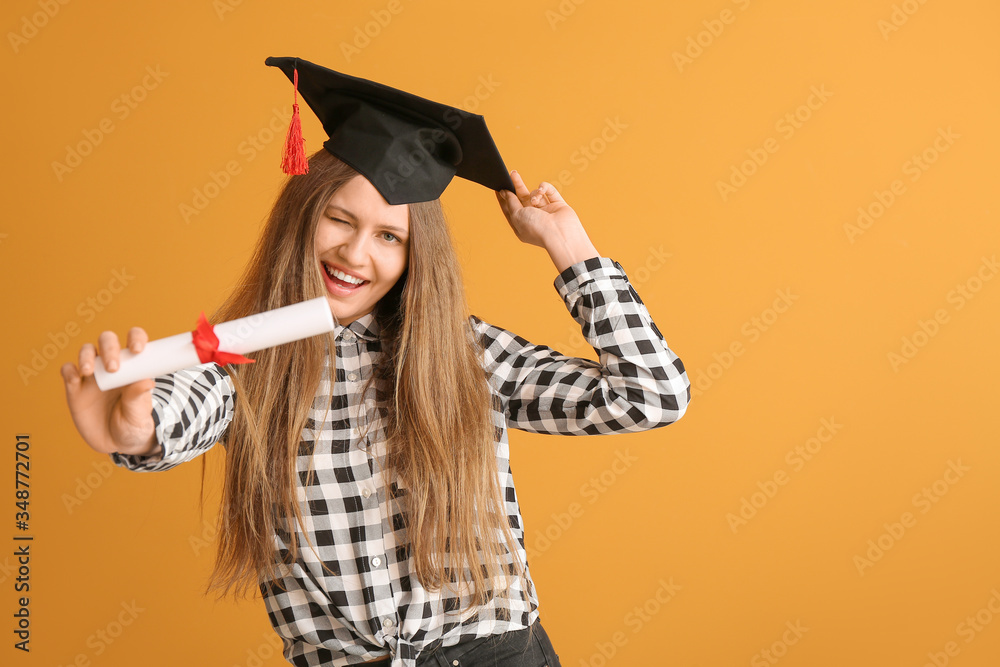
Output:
top-left (380, 224), bottom-right (408, 236)
top-left (326, 204), bottom-right (357, 220)
top-left (327, 204), bottom-right (408, 236)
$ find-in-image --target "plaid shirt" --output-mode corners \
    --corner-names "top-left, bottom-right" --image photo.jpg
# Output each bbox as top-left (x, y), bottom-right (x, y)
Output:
top-left (111, 256), bottom-right (690, 666)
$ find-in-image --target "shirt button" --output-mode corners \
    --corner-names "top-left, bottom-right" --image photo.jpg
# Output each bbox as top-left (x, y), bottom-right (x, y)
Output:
top-left (347, 372), bottom-right (358, 381)
top-left (343, 331), bottom-right (355, 342)
top-left (371, 556), bottom-right (382, 568)
top-left (382, 617), bottom-right (394, 629)
top-left (361, 487), bottom-right (372, 499)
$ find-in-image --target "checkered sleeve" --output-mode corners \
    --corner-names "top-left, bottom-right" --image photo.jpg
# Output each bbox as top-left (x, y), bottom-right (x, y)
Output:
top-left (109, 362), bottom-right (236, 472)
top-left (472, 256), bottom-right (690, 435)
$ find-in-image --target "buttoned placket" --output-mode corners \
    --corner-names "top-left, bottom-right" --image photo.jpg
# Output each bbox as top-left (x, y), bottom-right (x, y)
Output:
top-left (341, 329), bottom-right (366, 449)
top-left (341, 326), bottom-right (398, 642)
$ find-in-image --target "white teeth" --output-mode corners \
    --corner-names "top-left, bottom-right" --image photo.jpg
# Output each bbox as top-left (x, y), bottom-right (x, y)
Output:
top-left (325, 264), bottom-right (365, 285)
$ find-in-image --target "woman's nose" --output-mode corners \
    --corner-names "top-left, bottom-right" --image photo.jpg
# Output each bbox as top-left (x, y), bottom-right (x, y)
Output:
top-left (338, 233), bottom-right (369, 264)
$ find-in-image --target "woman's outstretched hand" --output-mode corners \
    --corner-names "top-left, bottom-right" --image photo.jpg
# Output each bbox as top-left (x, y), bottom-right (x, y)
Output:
top-left (495, 170), bottom-right (600, 273)
top-left (61, 328), bottom-right (159, 458)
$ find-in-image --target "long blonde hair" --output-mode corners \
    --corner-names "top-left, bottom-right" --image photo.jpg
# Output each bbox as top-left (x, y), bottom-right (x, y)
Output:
top-left (201, 149), bottom-right (527, 612)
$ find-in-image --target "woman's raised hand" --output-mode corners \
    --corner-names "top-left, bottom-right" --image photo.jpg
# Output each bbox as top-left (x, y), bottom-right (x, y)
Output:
top-left (61, 328), bottom-right (159, 457)
top-left (495, 170), bottom-right (600, 273)
top-left (495, 171), bottom-right (582, 248)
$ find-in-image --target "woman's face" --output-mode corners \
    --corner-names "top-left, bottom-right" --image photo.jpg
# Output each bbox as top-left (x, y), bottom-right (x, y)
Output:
top-left (314, 174), bottom-right (410, 326)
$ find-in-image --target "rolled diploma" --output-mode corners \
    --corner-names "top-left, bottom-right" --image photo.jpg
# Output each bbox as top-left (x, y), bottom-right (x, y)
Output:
top-left (93, 296), bottom-right (335, 391)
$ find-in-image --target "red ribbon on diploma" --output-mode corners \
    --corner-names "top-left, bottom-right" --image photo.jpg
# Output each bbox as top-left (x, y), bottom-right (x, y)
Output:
top-left (192, 312), bottom-right (256, 365)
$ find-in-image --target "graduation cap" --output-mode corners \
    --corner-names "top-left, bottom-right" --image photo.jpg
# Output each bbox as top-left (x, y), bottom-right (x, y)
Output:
top-left (265, 56), bottom-right (515, 205)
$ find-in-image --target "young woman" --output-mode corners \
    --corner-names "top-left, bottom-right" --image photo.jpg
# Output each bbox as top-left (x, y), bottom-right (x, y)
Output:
top-left (61, 59), bottom-right (690, 667)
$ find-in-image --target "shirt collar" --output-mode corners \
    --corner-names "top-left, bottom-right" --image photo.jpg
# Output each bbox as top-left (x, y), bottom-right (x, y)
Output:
top-left (336, 311), bottom-right (381, 342)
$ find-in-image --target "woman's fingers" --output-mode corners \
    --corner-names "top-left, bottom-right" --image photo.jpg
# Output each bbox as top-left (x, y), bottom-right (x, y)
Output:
top-left (496, 187), bottom-right (521, 216)
top-left (98, 331), bottom-right (121, 372)
top-left (505, 170), bottom-right (562, 208)
top-left (529, 189), bottom-right (549, 207)
top-left (61, 362), bottom-right (81, 392)
top-left (64, 328), bottom-right (158, 456)
top-left (119, 378), bottom-right (154, 416)
top-left (119, 377), bottom-right (155, 426)
top-left (113, 377), bottom-right (157, 456)
top-left (126, 327), bottom-right (148, 354)
top-left (498, 171), bottom-right (578, 250)
top-left (511, 171), bottom-right (562, 208)
top-left (77, 328), bottom-right (146, 377)
top-left (537, 181), bottom-right (565, 204)
top-left (510, 169), bottom-right (532, 199)
top-left (78, 343), bottom-right (96, 376)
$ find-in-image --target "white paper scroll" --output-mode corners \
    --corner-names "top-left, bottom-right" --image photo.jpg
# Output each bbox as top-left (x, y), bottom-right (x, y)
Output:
top-left (93, 297), bottom-right (336, 391)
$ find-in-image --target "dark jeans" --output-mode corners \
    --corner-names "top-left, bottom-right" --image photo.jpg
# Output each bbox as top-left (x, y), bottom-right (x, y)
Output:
top-left (416, 619), bottom-right (562, 667)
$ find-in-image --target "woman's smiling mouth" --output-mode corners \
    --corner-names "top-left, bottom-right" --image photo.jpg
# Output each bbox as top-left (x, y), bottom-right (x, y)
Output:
top-left (322, 262), bottom-right (369, 294)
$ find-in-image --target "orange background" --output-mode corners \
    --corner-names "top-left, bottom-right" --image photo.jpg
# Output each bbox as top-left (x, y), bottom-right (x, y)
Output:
top-left (3, 0), bottom-right (999, 665)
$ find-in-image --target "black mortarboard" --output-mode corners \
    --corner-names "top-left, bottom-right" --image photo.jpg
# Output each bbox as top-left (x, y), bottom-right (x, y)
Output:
top-left (265, 56), bottom-right (515, 205)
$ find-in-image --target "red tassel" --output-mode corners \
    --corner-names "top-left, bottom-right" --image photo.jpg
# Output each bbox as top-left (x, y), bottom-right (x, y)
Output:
top-left (191, 312), bottom-right (256, 366)
top-left (281, 66), bottom-right (309, 175)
